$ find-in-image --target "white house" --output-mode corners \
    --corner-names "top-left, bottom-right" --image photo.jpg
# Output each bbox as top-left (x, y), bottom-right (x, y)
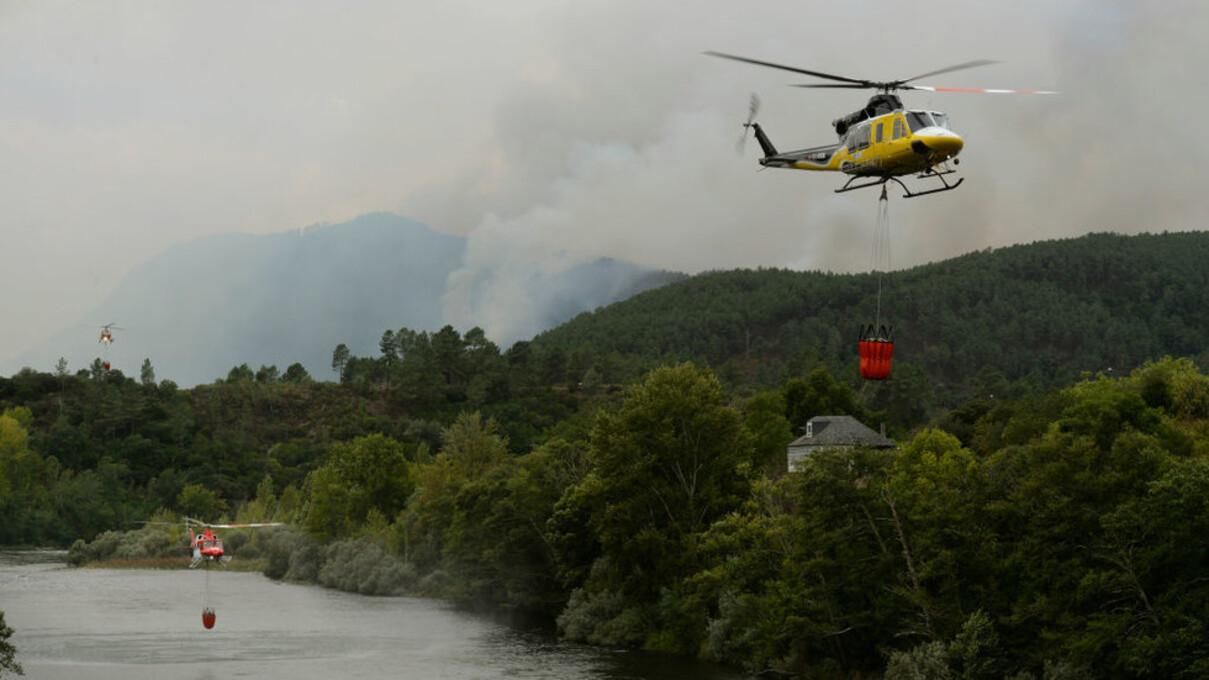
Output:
top-left (786, 415), bottom-right (895, 472)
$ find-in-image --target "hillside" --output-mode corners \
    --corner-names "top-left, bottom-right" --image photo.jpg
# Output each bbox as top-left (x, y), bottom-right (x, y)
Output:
top-left (6, 232), bottom-right (1209, 678)
top-left (533, 231), bottom-right (1209, 397)
top-left (11, 213), bottom-right (682, 385)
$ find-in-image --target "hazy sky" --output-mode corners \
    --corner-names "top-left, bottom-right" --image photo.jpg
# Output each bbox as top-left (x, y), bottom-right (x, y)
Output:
top-left (2, 0), bottom-right (1205, 362)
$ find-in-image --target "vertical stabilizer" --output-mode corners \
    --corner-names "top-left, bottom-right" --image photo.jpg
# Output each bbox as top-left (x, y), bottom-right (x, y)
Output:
top-left (751, 123), bottom-right (778, 158)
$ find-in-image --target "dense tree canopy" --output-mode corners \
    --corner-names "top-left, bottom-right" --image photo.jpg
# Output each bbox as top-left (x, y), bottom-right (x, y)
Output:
top-left (533, 232), bottom-right (1209, 403)
top-left (6, 232), bottom-right (1209, 678)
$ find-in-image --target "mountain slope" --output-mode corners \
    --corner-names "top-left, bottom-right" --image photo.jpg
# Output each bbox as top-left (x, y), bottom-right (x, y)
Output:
top-left (13, 213), bottom-right (680, 385)
top-left (533, 231), bottom-right (1209, 396)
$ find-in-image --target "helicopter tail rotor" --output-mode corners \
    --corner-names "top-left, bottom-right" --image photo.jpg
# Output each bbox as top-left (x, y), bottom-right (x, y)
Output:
top-left (736, 93), bottom-right (761, 154)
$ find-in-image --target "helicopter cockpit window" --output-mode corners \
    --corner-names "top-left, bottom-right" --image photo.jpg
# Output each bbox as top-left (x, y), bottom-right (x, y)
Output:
top-left (931, 112), bottom-right (950, 129)
top-left (906, 111), bottom-right (934, 132)
top-left (848, 124), bottom-right (870, 151)
top-left (892, 117), bottom-right (905, 139)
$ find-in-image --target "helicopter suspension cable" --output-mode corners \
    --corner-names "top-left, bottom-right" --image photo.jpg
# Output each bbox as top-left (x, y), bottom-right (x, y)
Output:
top-left (871, 183), bottom-right (891, 331)
top-left (858, 183), bottom-right (896, 381)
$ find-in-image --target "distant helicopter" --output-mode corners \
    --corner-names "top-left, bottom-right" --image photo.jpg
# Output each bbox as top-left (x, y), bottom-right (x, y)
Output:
top-left (97, 323), bottom-right (122, 371)
top-left (185, 517), bottom-right (283, 569)
top-left (705, 52), bottom-right (1056, 198)
top-left (97, 323), bottom-right (121, 345)
top-left (184, 517), bottom-right (283, 629)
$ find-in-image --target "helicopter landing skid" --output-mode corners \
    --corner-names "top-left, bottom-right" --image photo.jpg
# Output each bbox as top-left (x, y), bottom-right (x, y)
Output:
top-left (835, 169), bottom-right (963, 199)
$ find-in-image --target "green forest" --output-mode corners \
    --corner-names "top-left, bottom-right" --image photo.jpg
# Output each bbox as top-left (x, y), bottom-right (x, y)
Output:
top-left (534, 231), bottom-right (1209, 398)
top-left (3, 232), bottom-right (1209, 678)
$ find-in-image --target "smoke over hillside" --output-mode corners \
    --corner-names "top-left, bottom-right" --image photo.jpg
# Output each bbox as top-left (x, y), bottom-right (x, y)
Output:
top-left (11, 214), bottom-right (678, 385)
top-left (430, 0), bottom-right (1209, 337)
top-left (2, 2), bottom-right (1203, 366)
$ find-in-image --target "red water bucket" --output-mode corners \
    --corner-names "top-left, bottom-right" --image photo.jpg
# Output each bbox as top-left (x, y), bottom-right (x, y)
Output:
top-left (202, 608), bottom-right (216, 629)
top-left (858, 339), bottom-right (894, 380)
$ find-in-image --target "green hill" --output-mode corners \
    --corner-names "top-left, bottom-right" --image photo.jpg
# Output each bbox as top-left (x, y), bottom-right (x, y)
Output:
top-left (532, 231), bottom-right (1209, 398)
top-left (6, 232), bottom-right (1209, 679)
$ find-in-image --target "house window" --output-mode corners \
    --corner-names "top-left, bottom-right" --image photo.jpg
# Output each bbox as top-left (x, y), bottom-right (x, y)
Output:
top-left (806, 422), bottom-right (813, 438)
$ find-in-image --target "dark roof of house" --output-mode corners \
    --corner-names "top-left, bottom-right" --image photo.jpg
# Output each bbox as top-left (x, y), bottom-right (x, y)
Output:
top-left (787, 415), bottom-right (895, 449)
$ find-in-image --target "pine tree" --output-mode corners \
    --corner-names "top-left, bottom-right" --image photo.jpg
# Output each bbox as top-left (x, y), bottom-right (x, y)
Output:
top-left (140, 358), bottom-right (156, 386)
top-left (331, 343), bottom-right (350, 381)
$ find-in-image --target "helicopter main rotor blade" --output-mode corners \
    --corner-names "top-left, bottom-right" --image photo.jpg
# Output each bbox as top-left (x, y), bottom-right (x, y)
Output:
top-left (704, 51), bottom-right (870, 86)
top-left (910, 85), bottom-right (1058, 95)
top-left (790, 83), bottom-right (871, 89)
top-left (203, 522), bottom-right (286, 529)
top-left (900, 59), bottom-right (999, 84)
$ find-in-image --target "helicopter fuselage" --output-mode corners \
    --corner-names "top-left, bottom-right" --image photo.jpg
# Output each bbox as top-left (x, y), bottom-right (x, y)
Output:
top-left (757, 107), bottom-right (964, 178)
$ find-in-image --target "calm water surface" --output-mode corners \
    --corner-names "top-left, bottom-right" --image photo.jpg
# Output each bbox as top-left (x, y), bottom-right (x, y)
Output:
top-left (0, 552), bottom-right (743, 680)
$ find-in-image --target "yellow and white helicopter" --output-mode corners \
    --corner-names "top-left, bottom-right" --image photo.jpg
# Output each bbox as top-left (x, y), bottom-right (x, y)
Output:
top-left (706, 52), bottom-right (1056, 198)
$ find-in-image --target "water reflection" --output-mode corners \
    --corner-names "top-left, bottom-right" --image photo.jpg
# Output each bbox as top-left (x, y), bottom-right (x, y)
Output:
top-left (0, 551), bottom-right (742, 680)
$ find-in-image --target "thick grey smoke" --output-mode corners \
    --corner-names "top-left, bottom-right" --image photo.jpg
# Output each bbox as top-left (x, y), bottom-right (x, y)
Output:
top-left (3, 1), bottom-right (1205, 367)
top-left (0, 0), bottom-right (553, 363)
top-left (441, 0), bottom-right (1209, 341)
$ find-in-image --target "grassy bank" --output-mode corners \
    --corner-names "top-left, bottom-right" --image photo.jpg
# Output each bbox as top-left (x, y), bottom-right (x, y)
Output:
top-left (80, 556), bottom-right (268, 572)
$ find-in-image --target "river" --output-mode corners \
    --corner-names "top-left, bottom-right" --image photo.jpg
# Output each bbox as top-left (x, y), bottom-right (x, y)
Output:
top-left (0, 552), bottom-right (743, 680)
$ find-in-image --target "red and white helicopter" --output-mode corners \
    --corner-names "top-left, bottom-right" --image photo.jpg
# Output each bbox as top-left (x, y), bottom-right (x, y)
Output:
top-left (186, 517), bottom-right (283, 568)
top-left (183, 517), bottom-right (284, 629)
top-left (97, 323), bottom-right (122, 371)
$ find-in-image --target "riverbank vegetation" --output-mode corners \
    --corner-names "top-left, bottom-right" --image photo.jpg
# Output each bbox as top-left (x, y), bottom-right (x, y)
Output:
top-left (5, 233), bottom-right (1209, 677)
top-left (0, 610), bottom-right (20, 677)
top-left (28, 358), bottom-right (1209, 678)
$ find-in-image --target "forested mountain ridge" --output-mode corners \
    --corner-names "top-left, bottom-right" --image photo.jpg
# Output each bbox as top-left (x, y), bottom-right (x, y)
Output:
top-left (533, 231), bottom-right (1209, 398)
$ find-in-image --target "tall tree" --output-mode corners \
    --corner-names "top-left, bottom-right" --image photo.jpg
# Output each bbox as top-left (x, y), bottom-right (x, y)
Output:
top-left (783, 366), bottom-right (863, 432)
top-left (430, 325), bottom-right (465, 391)
top-left (379, 330), bottom-right (399, 364)
top-left (177, 484), bottom-right (227, 520)
top-left (331, 343), bottom-right (350, 381)
top-left (226, 364), bottom-right (253, 383)
top-left (396, 327), bottom-right (420, 357)
top-left (140, 358), bottom-right (156, 386)
top-left (255, 365), bottom-right (279, 383)
top-left (304, 434), bottom-right (413, 540)
top-left (282, 362), bottom-right (311, 383)
top-left (582, 363), bottom-right (754, 599)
